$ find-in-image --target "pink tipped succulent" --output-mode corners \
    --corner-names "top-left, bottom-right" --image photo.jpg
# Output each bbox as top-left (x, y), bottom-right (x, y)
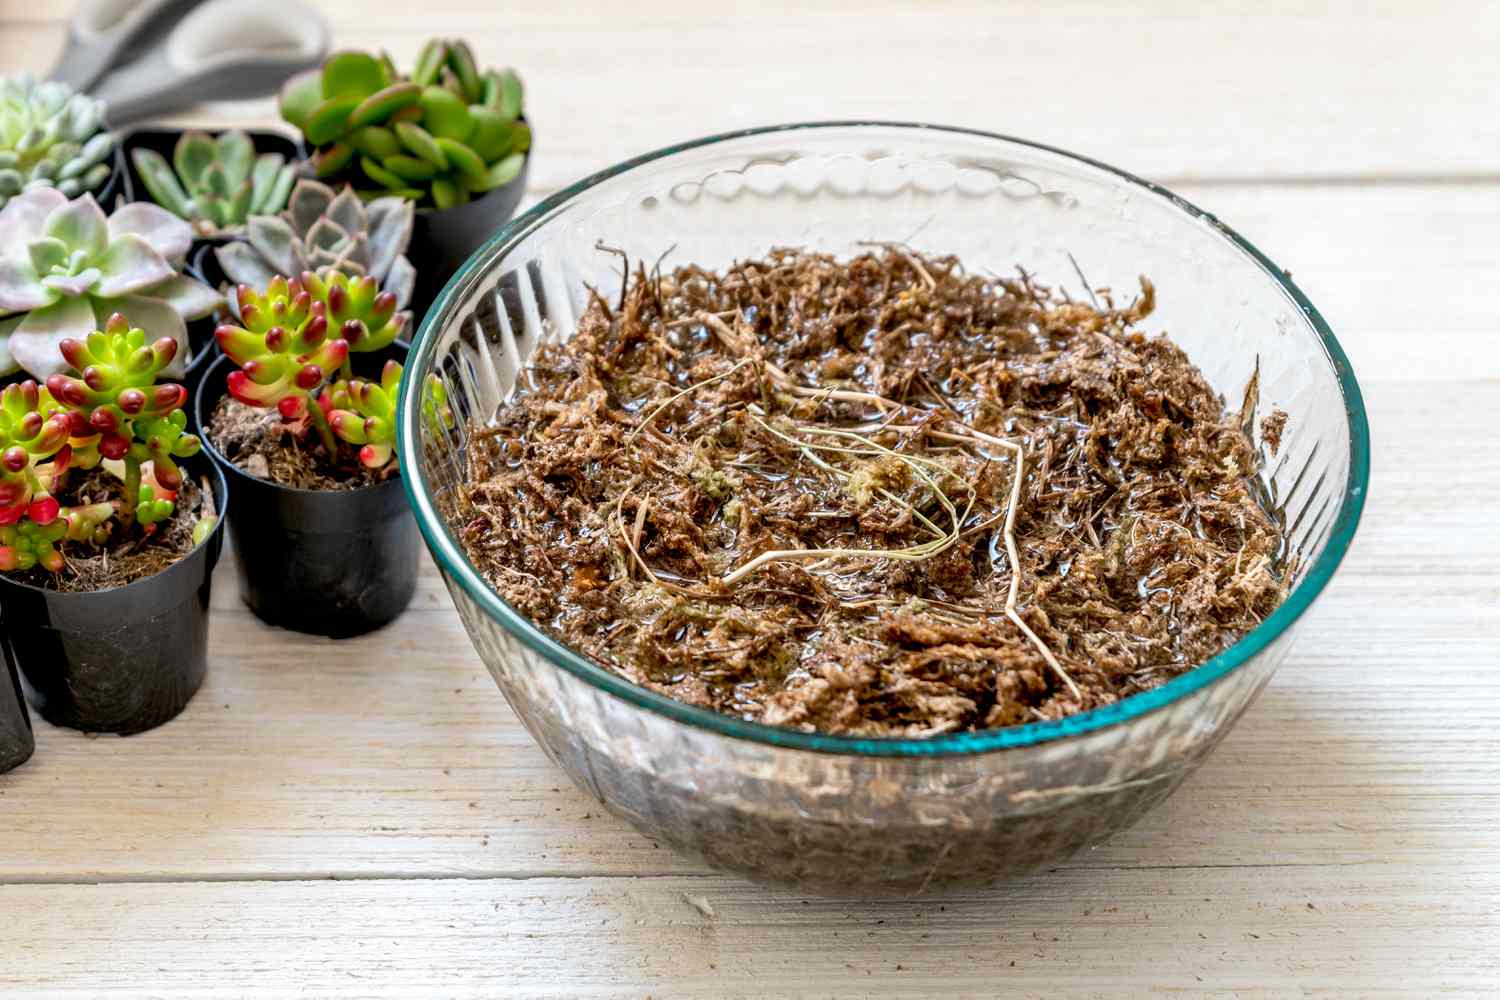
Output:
top-left (0, 502), bottom-right (114, 572)
top-left (131, 409), bottom-right (200, 493)
top-left (217, 274), bottom-right (350, 418)
top-left (326, 359), bottom-right (402, 472)
top-left (220, 271), bottom-right (406, 465)
top-left (0, 519), bottom-right (66, 572)
top-left (45, 312), bottom-right (187, 461)
top-left (304, 270), bottom-right (405, 355)
top-left (1, 314), bottom-right (204, 573)
top-left (0, 380), bottom-right (72, 525)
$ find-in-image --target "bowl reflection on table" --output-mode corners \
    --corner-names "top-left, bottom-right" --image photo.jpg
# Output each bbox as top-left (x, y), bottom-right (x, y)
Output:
top-left (397, 122), bottom-right (1369, 895)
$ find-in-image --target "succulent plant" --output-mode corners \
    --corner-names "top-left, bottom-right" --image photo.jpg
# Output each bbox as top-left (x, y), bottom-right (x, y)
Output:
top-left (279, 41), bottom-right (529, 211)
top-left (216, 271), bottom-right (405, 463)
top-left (215, 179), bottom-right (416, 310)
top-left (0, 189), bottom-right (222, 380)
top-left (0, 379), bottom-right (71, 526)
top-left (0, 73), bottom-right (114, 210)
top-left (215, 274), bottom-right (349, 419)
top-left (0, 494), bottom-right (116, 571)
top-left (46, 313), bottom-right (195, 484)
top-left (325, 358), bottom-right (401, 471)
top-left (0, 313), bottom-right (202, 573)
top-left (0, 518), bottom-right (67, 572)
top-left (131, 130), bottom-right (297, 235)
top-left (420, 372), bottom-right (454, 439)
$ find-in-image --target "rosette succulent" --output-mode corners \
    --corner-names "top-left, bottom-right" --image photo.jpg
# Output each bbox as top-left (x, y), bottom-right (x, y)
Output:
top-left (215, 179), bottom-right (416, 310)
top-left (0, 379), bottom-right (71, 527)
top-left (131, 130), bottom-right (297, 235)
top-left (0, 73), bottom-right (114, 210)
top-left (325, 358), bottom-right (401, 471)
top-left (0, 189), bottom-right (222, 380)
top-left (216, 271), bottom-right (405, 465)
top-left (0, 313), bottom-right (206, 573)
top-left (46, 313), bottom-right (195, 483)
top-left (215, 274), bottom-right (350, 420)
top-left (279, 41), bottom-right (528, 211)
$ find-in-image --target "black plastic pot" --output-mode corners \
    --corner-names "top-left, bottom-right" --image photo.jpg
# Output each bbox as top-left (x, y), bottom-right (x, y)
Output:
top-left (0, 650), bottom-right (32, 773)
top-left (195, 347), bottom-right (418, 638)
top-left (407, 130), bottom-right (531, 319)
top-left (0, 457), bottom-right (228, 735)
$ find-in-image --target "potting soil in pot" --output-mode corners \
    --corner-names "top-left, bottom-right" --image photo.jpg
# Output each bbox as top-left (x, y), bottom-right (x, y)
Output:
top-left (13, 469), bottom-right (215, 593)
top-left (205, 397), bottom-right (383, 490)
top-left (454, 247), bottom-right (1290, 737)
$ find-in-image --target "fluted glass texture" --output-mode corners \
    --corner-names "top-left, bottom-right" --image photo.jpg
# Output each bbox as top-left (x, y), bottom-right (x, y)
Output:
top-left (398, 124), bottom-right (1369, 894)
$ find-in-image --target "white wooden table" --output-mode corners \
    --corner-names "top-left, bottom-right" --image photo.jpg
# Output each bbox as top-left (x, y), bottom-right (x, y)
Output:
top-left (2, 2), bottom-right (1498, 995)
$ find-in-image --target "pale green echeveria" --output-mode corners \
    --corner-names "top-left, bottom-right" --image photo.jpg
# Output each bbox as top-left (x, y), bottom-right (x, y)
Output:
top-left (132, 129), bottom-right (297, 234)
top-left (0, 189), bottom-right (223, 379)
top-left (0, 73), bottom-right (115, 210)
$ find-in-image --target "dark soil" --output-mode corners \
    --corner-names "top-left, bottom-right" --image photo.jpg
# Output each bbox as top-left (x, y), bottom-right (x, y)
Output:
top-left (456, 248), bottom-right (1289, 737)
top-left (206, 395), bottom-right (380, 491)
top-left (22, 467), bottom-right (213, 593)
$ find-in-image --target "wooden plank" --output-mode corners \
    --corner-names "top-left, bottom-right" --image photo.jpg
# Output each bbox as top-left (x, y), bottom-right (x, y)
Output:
top-left (2, 2), bottom-right (1498, 184)
top-left (1, 869), bottom-right (1497, 997)
top-left (1167, 184), bottom-right (1500, 383)
top-left (0, 0), bottom-right (1491, 993)
top-left (1, 378), bottom-right (1494, 882)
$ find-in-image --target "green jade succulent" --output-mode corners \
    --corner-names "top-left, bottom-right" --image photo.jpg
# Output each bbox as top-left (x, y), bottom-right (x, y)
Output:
top-left (280, 41), bottom-right (528, 211)
top-left (0, 73), bottom-right (114, 210)
top-left (0, 189), bottom-right (222, 379)
top-left (216, 272), bottom-right (404, 466)
top-left (131, 130), bottom-right (297, 235)
top-left (0, 314), bottom-right (209, 573)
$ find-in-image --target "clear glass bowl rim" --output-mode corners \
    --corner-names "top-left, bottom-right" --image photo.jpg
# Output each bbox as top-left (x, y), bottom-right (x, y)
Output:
top-left (396, 120), bottom-right (1371, 759)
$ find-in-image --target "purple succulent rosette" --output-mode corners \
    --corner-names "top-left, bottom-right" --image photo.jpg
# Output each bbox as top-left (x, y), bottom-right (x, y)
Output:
top-left (0, 189), bottom-right (224, 380)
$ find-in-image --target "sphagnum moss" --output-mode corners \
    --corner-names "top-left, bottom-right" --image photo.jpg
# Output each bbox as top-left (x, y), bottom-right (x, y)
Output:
top-left (457, 247), bottom-right (1288, 737)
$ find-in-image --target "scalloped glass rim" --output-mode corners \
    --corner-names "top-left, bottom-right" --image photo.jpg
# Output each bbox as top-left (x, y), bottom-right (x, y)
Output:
top-left (397, 121), bottom-right (1371, 759)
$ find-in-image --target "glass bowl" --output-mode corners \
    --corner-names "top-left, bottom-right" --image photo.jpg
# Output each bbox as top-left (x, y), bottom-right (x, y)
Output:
top-left (397, 123), bottom-right (1370, 895)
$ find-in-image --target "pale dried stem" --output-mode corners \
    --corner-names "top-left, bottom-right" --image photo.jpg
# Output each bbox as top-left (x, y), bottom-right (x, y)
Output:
top-left (653, 310), bottom-right (1077, 695)
top-left (854, 240), bottom-right (938, 291)
top-left (627, 358), bottom-right (751, 443)
top-left (720, 411), bottom-right (975, 587)
top-left (632, 491), bottom-right (650, 556)
top-left (613, 484), bottom-right (697, 595)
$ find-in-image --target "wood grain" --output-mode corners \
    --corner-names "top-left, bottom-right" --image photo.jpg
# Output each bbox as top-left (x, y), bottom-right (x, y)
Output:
top-left (3, 2), bottom-right (1500, 185)
top-left (2, 868), bottom-right (1497, 998)
top-left (1, 0), bottom-right (1497, 995)
top-left (2, 380), bottom-right (1494, 884)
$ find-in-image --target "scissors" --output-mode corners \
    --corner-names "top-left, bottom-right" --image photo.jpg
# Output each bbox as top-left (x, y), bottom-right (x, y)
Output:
top-left (48, 0), bottom-right (329, 125)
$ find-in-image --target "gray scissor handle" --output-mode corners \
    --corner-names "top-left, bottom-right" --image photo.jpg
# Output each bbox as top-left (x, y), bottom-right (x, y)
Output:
top-left (49, 0), bottom-right (205, 92)
top-left (57, 0), bottom-right (328, 126)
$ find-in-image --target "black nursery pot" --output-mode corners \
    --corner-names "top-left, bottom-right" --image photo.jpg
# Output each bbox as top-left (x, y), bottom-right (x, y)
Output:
top-left (0, 649), bottom-right (32, 773)
top-left (194, 346), bottom-right (419, 638)
top-left (407, 131), bottom-right (531, 318)
top-left (0, 458), bottom-right (228, 735)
